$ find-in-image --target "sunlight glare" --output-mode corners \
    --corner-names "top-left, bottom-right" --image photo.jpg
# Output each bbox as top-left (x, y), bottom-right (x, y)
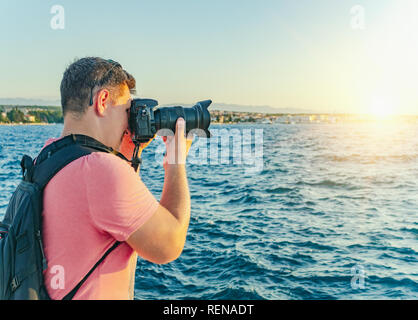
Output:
top-left (370, 96), bottom-right (395, 119)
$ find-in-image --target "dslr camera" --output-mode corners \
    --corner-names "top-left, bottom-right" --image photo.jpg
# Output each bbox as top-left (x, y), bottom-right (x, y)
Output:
top-left (129, 99), bottom-right (212, 143)
top-left (127, 99), bottom-right (212, 169)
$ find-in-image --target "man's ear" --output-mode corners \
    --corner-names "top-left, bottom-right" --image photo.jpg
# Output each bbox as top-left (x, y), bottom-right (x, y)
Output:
top-left (95, 89), bottom-right (110, 116)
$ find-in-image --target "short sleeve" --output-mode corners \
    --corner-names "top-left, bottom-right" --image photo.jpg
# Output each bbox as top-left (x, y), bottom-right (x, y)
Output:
top-left (83, 153), bottom-right (159, 241)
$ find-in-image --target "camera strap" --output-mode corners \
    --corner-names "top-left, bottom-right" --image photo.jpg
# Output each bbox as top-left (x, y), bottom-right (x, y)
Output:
top-left (131, 142), bottom-right (142, 172)
top-left (65, 134), bottom-right (142, 172)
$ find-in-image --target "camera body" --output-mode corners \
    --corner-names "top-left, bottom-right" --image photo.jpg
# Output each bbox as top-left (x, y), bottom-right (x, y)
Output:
top-left (129, 98), bottom-right (212, 143)
top-left (129, 99), bottom-right (159, 143)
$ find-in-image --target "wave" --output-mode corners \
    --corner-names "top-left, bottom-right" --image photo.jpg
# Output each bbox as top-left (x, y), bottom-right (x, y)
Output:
top-left (227, 194), bottom-right (259, 204)
top-left (378, 253), bottom-right (417, 263)
top-left (367, 276), bottom-right (418, 290)
top-left (265, 187), bottom-right (293, 194)
top-left (277, 240), bottom-right (336, 251)
top-left (400, 227), bottom-right (418, 236)
top-left (295, 179), bottom-right (361, 190)
top-left (201, 179), bottom-right (229, 187)
top-left (202, 286), bottom-right (265, 300)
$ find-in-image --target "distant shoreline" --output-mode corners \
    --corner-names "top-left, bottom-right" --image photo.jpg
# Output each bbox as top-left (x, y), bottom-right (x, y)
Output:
top-left (0, 123), bottom-right (56, 126)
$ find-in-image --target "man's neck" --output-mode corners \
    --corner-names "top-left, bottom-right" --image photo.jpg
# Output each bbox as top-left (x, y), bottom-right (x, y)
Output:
top-left (61, 126), bottom-right (99, 140)
top-left (61, 114), bottom-right (105, 145)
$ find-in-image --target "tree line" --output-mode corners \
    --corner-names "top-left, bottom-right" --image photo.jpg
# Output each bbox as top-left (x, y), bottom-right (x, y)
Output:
top-left (0, 107), bottom-right (63, 123)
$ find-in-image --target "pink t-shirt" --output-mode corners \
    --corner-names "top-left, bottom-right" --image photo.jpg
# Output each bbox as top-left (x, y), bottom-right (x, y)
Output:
top-left (41, 138), bottom-right (159, 300)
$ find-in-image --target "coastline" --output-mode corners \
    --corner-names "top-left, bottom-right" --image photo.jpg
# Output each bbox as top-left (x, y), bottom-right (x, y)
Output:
top-left (0, 122), bottom-right (56, 126)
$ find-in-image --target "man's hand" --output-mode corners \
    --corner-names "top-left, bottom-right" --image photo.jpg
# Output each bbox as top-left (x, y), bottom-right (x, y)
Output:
top-left (119, 130), bottom-right (155, 160)
top-left (162, 117), bottom-right (194, 167)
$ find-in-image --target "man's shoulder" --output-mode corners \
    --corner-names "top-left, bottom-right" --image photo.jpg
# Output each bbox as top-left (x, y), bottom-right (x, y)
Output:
top-left (46, 151), bottom-right (137, 196)
top-left (41, 137), bottom-right (135, 180)
top-left (73, 151), bottom-right (133, 174)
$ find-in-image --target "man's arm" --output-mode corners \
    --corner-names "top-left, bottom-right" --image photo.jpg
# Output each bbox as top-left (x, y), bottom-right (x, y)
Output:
top-left (127, 164), bottom-right (190, 264)
top-left (126, 118), bottom-right (192, 264)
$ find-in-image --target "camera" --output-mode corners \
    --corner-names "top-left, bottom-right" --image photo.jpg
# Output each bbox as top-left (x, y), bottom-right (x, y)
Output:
top-left (129, 99), bottom-right (212, 143)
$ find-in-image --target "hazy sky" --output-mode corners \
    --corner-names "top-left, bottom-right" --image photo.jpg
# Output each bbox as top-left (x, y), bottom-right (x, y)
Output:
top-left (0, 0), bottom-right (417, 114)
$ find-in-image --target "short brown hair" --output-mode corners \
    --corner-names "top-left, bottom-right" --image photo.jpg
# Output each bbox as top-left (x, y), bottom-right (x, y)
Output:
top-left (60, 57), bottom-right (136, 116)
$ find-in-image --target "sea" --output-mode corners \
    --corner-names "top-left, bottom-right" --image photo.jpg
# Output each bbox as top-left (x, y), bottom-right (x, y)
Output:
top-left (0, 122), bottom-right (417, 300)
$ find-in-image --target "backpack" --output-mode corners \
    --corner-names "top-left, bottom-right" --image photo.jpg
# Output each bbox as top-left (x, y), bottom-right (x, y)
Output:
top-left (0, 134), bottom-right (130, 300)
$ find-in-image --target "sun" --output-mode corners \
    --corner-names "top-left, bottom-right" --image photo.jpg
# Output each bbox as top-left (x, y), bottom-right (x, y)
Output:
top-left (369, 96), bottom-right (396, 119)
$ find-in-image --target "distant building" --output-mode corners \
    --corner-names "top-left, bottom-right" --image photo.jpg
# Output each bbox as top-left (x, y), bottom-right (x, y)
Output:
top-left (24, 114), bottom-right (36, 122)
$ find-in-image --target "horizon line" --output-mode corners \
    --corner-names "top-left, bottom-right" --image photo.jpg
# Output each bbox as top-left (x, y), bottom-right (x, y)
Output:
top-left (1, 97), bottom-right (417, 117)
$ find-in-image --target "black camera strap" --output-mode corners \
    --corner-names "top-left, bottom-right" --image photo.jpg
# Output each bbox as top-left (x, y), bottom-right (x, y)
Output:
top-left (131, 142), bottom-right (142, 172)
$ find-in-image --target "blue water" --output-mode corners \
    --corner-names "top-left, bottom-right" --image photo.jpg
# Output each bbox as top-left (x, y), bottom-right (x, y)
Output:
top-left (1, 123), bottom-right (417, 299)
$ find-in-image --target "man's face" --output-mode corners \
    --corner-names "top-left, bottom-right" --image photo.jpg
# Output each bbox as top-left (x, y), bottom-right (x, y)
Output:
top-left (106, 83), bottom-right (132, 150)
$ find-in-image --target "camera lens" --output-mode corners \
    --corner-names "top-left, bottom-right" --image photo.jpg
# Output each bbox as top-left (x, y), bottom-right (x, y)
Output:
top-left (154, 100), bottom-right (212, 137)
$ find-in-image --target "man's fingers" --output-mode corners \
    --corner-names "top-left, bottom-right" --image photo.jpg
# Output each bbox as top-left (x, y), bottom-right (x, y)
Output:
top-left (176, 117), bottom-right (185, 137)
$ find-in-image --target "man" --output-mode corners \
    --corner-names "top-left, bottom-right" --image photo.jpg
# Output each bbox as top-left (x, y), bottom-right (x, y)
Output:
top-left (42, 57), bottom-right (193, 299)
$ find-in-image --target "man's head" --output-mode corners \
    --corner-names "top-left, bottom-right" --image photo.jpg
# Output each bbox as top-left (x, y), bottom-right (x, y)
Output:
top-left (60, 57), bottom-right (136, 150)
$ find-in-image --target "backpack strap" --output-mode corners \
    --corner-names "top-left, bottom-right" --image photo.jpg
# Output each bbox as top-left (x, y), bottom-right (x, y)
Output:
top-left (62, 241), bottom-right (121, 300)
top-left (30, 143), bottom-right (98, 189)
top-left (27, 134), bottom-right (129, 189)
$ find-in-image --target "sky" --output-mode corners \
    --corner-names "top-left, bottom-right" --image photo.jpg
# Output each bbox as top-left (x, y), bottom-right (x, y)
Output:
top-left (0, 0), bottom-right (417, 115)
